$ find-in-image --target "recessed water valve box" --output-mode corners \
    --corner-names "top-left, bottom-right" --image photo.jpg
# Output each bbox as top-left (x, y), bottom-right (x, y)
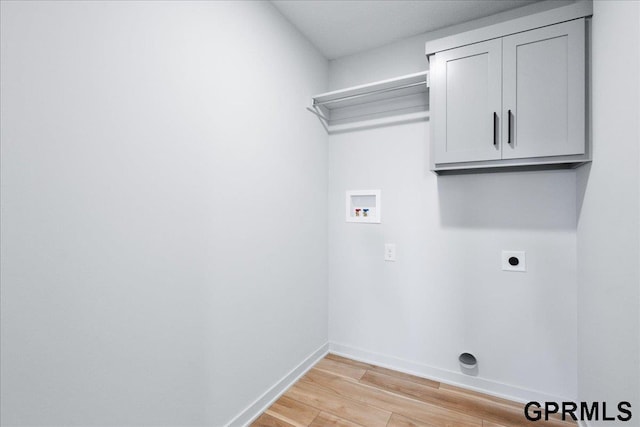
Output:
top-left (346, 190), bottom-right (381, 223)
top-left (502, 251), bottom-right (526, 272)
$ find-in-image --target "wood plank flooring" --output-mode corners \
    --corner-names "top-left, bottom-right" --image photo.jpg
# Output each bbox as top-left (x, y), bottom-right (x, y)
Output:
top-left (252, 354), bottom-right (576, 427)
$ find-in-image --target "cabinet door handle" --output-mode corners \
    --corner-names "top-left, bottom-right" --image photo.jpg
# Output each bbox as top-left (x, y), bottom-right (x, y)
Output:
top-left (507, 109), bottom-right (512, 145)
top-left (493, 112), bottom-right (498, 146)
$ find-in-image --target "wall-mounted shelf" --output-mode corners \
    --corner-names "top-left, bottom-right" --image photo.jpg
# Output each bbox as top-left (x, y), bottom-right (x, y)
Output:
top-left (308, 71), bottom-right (429, 134)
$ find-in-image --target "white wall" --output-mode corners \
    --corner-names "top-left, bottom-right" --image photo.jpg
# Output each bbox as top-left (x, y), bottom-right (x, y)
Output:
top-left (577, 1), bottom-right (640, 424)
top-left (0, 1), bottom-right (328, 426)
top-left (329, 0), bottom-right (573, 88)
top-left (327, 7), bottom-right (580, 402)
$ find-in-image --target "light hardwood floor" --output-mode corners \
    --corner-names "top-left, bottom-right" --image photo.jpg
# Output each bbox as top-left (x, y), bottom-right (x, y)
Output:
top-left (251, 354), bottom-right (576, 427)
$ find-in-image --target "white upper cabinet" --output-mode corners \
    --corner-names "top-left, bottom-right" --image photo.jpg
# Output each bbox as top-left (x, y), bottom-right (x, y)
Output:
top-left (432, 39), bottom-right (502, 163)
top-left (427, 9), bottom-right (590, 174)
top-left (502, 19), bottom-right (585, 159)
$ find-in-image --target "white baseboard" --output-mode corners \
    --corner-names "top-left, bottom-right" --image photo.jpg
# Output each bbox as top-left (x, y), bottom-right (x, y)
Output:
top-left (329, 341), bottom-right (571, 405)
top-left (226, 342), bottom-right (329, 427)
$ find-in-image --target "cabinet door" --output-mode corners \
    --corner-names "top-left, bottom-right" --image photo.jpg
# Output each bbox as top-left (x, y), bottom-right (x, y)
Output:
top-left (432, 39), bottom-right (502, 164)
top-left (502, 19), bottom-right (585, 159)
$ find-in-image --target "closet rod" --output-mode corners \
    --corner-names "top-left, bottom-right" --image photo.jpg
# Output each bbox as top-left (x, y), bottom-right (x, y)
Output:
top-left (313, 80), bottom-right (427, 107)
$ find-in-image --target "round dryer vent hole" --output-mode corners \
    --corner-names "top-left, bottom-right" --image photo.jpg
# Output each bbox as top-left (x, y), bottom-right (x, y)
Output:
top-left (459, 353), bottom-right (477, 369)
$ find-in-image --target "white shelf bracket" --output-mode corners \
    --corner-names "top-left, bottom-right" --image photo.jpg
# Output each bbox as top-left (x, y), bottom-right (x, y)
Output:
top-left (306, 106), bottom-right (330, 132)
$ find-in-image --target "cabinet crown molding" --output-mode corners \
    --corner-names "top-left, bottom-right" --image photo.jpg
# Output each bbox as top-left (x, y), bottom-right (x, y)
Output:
top-left (425, 0), bottom-right (592, 60)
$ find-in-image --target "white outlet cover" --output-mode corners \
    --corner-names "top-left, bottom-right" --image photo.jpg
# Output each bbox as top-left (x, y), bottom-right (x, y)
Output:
top-left (502, 251), bottom-right (526, 272)
top-left (384, 243), bottom-right (396, 261)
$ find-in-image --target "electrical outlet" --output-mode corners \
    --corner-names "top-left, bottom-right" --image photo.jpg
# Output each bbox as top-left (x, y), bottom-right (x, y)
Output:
top-left (502, 250), bottom-right (526, 272)
top-left (384, 243), bottom-right (396, 261)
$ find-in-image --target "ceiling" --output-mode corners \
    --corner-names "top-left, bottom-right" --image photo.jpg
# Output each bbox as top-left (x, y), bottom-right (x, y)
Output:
top-left (271, 0), bottom-right (541, 59)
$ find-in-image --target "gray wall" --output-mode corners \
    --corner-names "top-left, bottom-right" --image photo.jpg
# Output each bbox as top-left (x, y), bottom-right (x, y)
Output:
top-left (328, 0), bottom-right (574, 88)
top-left (328, 126), bottom-right (577, 401)
top-left (0, 1), bottom-right (328, 425)
top-left (327, 3), bottom-right (580, 402)
top-left (577, 1), bottom-right (640, 424)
